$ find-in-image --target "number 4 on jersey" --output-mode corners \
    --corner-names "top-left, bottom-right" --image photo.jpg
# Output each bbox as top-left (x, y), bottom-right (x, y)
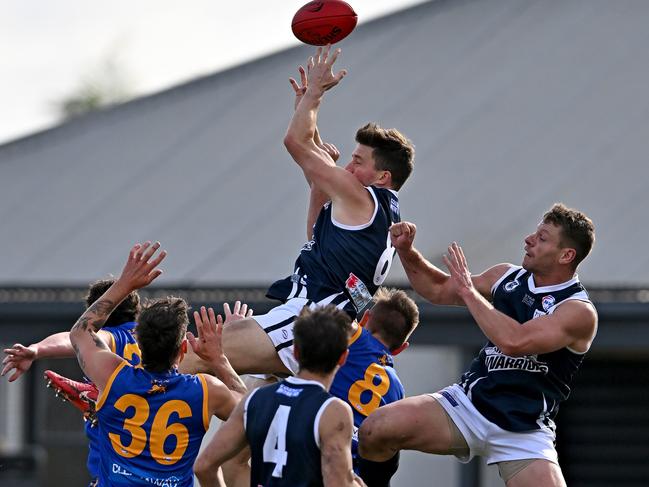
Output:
top-left (262, 405), bottom-right (291, 478)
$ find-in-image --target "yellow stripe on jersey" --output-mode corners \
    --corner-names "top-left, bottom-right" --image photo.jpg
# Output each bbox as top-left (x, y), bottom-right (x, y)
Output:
top-left (96, 360), bottom-right (128, 411)
top-left (197, 374), bottom-right (210, 431)
top-left (349, 323), bottom-right (363, 346)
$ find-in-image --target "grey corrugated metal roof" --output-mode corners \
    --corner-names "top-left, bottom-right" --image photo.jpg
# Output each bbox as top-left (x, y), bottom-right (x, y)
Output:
top-left (1, 0), bottom-right (648, 287)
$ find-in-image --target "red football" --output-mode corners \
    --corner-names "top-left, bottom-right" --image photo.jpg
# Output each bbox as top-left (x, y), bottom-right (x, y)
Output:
top-left (291, 0), bottom-right (358, 46)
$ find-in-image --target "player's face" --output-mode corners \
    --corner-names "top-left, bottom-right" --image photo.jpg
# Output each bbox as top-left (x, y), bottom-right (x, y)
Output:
top-left (522, 222), bottom-right (565, 272)
top-left (345, 144), bottom-right (388, 186)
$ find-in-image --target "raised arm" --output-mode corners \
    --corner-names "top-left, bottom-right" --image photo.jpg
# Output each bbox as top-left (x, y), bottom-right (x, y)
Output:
top-left (284, 46), bottom-right (370, 217)
top-left (391, 222), bottom-right (509, 305)
top-left (69, 242), bottom-right (166, 390)
top-left (444, 242), bottom-right (598, 356)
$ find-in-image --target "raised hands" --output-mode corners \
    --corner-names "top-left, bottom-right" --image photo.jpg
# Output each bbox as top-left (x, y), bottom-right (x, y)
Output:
top-left (443, 242), bottom-right (475, 297)
top-left (223, 301), bottom-right (253, 324)
top-left (305, 45), bottom-right (347, 96)
top-left (390, 222), bottom-right (417, 251)
top-left (118, 241), bottom-right (167, 291)
top-left (1, 344), bottom-right (36, 382)
top-left (187, 306), bottom-right (228, 367)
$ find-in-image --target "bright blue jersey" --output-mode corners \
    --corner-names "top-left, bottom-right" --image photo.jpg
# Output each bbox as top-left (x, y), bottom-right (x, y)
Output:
top-left (95, 362), bottom-right (209, 486)
top-left (330, 326), bottom-right (404, 462)
top-left (86, 322), bottom-right (141, 479)
top-left (267, 187), bottom-right (400, 318)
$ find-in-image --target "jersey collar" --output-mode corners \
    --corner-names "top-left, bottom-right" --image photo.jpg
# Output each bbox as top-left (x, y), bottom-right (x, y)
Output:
top-left (528, 273), bottom-right (580, 294)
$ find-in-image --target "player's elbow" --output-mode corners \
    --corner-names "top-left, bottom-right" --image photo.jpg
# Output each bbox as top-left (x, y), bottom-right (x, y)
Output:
top-left (358, 416), bottom-right (381, 461)
top-left (193, 455), bottom-right (214, 484)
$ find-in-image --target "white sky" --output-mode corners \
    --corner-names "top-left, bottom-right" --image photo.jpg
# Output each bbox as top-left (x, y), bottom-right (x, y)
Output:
top-left (0, 0), bottom-right (425, 145)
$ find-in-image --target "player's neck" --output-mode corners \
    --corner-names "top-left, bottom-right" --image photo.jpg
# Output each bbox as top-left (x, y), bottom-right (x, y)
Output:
top-left (297, 370), bottom-right (336, 391)
top-left (530, 268), bottom-right (577, 288)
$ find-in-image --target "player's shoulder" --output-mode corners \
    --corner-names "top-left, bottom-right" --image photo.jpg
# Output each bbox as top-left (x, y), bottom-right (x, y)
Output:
top-left (321, 396), bottom-right (353, 422)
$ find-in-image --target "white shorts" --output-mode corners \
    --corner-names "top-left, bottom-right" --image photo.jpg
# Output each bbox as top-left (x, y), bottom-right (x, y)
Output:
top-left (250, 297), bottom-right (309, 374)
top-left (431, 384), bottom-right (559, 465)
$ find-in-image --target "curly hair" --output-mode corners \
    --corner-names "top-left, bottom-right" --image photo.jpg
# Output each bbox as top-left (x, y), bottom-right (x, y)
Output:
top-left (85, 279), bottom-right (140, 328)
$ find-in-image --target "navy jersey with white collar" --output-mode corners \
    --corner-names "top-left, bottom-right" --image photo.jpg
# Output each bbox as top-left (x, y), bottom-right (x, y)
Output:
top-left (266, 186), bottom-right (400, 318)
top-left (460, 266), bottom-right (596, 432)
top-left (245, 377), bottom-right (336, 487)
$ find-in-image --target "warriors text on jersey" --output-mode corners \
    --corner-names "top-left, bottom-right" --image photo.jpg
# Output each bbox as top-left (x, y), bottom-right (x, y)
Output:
top-left (330, 326), bottom-right (404, 460)
top-left (266, 186), bottom-right (400, 318)
top-left (86, 322), bottom-right (141, 479)
top-left (459, 266), bottom-right (596, 432)
top-left (95, 362), bottom-right (209, 486)
top-left (245, 377), bottom-right (337, 487)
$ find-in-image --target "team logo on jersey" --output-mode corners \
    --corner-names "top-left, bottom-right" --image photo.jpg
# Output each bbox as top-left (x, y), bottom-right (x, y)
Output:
top-left (345, 273), bottom-right (372, 312)
top-left (541, 295), bottom-right (556, 311)
top-left (484, 346), bottom-right (548, 373)
top-left (504, 279), bottom-right (521, 292)
top-left (147, 380), bottom-right (167, 395)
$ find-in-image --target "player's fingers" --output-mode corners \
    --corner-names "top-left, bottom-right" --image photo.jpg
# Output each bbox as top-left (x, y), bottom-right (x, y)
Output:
top-left (299, 65), bottom-right (307, 85)
top-left (223, 302), bottom-right (232, 317)
top-left (135, 241), bottom-right (152, 260)
top-left (246, 308), bottom-right (254, 317)
top-left (8, 370), bottom-right (22, 382)
top-left (328, 47), bottom-right (342, 66)
top-left (289, 77), bottom-right (299, 92)
top-left (200, 306), bottom-right (211, 334)
top-left (240, 303), bottom-right (248, 317)
top-left (207, 307), bottom-right (217, 328)
top-left (193, 311), bottom-right (204, 336)
top-left (233, 300), bottom-right (241, 316)
top-left (216, 314), bottom-right (224, 326)
top-left (186, 331), bottom-right (199, 352)
top-left (335, 70), bottom-right (347, 83)
top-left (1, 362), bottom-right (13, 376)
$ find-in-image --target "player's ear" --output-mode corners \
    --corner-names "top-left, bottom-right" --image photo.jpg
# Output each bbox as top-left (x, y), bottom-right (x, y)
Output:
top-left (559, 247), bottom-right (576, 266)
top-left (391, 341), bottom-right (409, 356)
top-left (337, 349), bottom-right (350, 367)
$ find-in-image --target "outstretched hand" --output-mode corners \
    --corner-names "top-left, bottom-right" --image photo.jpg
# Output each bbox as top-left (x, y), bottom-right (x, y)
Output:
top-left (223, 301), bottom-right (253, 324)
top-left (187, 306), bottom-right (228, 367)
top-left (390, 222), bottom-right (417, 251)
top-left (118, 242), bottom-right (167, 291)
top-left (305, 45), bottom-right (347, 96)
top-left (442, 242), bottom-right (475, 298)
top-left (1, 344), bottom-right (36, 382)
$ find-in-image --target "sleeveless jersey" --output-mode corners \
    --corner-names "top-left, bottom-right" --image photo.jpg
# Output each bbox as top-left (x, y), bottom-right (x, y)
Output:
top-left (330, 327), bottom-right (403, 462)
top-left (266, 186), bottom-right (400, 318)
top-left (460, 266), bottom-right (595, 432)
top-left (95, 362), bottom-right (209, 486)
top-left (86, 322), bottom-right (142, 479)
top-left (245, 377), bottom-right (335, 487)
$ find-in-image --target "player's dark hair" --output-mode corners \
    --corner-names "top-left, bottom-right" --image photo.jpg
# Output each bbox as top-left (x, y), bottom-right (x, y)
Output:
top-left (293, 305), bottom-right (352, 374)
top-left (543, 203), bottom-right (595, 270)
top-left (136, 297), bottom-right (188, 372)
top-left (355, 123), bottom-right (415, 191)
top-left (367, 288), bottom-right (419, 350)
top-left (86, 278), bottom-right (140, 328)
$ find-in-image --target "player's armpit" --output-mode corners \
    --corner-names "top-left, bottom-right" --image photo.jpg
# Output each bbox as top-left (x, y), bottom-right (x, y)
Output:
top-left (319, 399), bottom-right (357, 487)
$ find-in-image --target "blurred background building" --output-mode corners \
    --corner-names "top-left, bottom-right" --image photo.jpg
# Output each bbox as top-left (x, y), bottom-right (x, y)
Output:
top-left (1, 0), bottom-right (648, 485)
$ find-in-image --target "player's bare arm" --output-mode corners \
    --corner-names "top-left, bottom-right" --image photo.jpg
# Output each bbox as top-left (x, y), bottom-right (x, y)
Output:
top-left (188, 305), bottom-right (247, 395)
top-left (69, 242), bottom-right (166, 390)
top-left (194, 393), bottom-right (249, 487)
top-left (445, 242), bottom-right (598, 356)
top-left (391, 222), bottom-right (509, 305)
top-left (2, 329), bottom-right (115, 382)
top-left (319, 398), bottom-right (366, 487)
top-left (284, 46), bottom-right (375, 226)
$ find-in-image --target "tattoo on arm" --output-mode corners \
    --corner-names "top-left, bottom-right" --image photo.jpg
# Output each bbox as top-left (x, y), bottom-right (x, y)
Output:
top-left (91, 333), bottom-right (109, 350)
top-left (72, 342), bottom-right (86, 372)
top-left (71, 298), bottom-right (116, 333)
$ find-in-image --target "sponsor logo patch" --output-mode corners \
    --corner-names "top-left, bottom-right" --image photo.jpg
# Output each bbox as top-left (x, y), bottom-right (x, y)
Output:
top-left (504, 280), bottom-right (520, 292)
top-left (542, 295), bottom-right (556, 312)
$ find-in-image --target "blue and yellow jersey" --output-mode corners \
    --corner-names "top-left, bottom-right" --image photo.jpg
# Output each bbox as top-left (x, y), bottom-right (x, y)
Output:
top-left (105, 321), bottom-right (141, 367)
top-left (86, 322), bottom-right (142, 478)
top-left (330, 326), bottom-right (404, 463)
top-left (95, 362), bottom-right (210, 486)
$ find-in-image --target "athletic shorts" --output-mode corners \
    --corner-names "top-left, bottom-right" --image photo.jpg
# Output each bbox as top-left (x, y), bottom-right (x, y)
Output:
top-left (431, 384), bottom-right (559, 465)
top-left (253, 296), bottom-right (348, 374)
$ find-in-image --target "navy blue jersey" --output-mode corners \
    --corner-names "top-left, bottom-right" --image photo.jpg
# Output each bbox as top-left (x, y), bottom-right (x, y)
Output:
top-left (330, 326), bottom-right (403, 462)
top-left (245, 377), bottom-right (336, 487)
top-left (460, 266), bottom-right (595, 432)
top-left (86, 322), bottom-right (141, 479)
top-left (267, 187), bottom-right (400, 318)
